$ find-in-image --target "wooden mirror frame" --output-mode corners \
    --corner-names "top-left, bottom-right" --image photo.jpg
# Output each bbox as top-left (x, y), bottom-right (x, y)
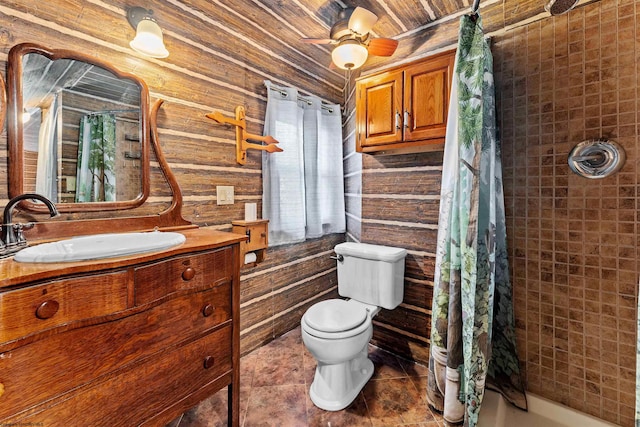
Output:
top-left (7, 42), bottom-right (150, 213)
top-left (0, 72), bottom-right (5, 137)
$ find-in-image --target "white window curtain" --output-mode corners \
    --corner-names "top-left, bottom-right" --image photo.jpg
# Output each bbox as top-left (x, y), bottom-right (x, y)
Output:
top-left (262, 80), bottom-right (345, 246)
top-left (35, 95), bottom-right (60, 201)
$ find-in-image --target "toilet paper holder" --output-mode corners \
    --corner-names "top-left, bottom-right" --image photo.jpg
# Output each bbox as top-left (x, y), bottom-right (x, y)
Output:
top-left (232, 219), bottom-right (269, 268)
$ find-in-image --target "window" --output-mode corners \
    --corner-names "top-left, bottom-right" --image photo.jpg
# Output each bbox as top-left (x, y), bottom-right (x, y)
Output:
top-left (262, 81), bottom-right (345, 246)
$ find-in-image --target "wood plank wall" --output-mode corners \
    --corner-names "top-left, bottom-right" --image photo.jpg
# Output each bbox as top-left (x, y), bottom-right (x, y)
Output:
top-left (0, 0), bottom-right (345, 357)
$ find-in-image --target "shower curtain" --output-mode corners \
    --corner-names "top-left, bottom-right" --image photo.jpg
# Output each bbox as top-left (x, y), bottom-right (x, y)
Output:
top-left (75, 113), bottom-right (117, 202)
top-left (427, 14), bottom-right (527, 427)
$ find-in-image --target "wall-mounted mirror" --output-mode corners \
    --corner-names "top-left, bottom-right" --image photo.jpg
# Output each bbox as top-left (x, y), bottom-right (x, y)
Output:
top-left (7, 43), bottom-right (150, 212)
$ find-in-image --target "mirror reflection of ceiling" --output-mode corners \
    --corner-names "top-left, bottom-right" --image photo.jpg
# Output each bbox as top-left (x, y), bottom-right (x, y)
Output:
top-left (22, 53), bottom-right (141, 112)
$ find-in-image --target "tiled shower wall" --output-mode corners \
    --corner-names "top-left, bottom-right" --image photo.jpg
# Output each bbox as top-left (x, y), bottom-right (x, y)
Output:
top-left (495, 0), bottom-right (638, 425)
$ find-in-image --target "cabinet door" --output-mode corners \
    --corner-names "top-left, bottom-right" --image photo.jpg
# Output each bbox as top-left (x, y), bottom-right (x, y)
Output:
top-left (403, 53), bottom-right (454, 142)
top-left (356, 70), bottom-right (403, 149)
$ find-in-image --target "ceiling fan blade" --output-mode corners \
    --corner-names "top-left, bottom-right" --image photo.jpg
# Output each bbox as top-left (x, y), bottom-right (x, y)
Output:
top-left (301, 38), bottom-right (335, 44)
top-left (348, 6), bottom-right (378, 35)
top-left (367, 38), bottom-right (398, 56)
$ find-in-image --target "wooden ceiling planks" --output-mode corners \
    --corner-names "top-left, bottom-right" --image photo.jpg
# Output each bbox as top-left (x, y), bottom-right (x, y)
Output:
top-left (269, 0), bottom-right (493, 75)
top-left (377, 0), bottom-right (437, 31)
top-left (425, 0), bottom-right (462, 17)
top-left (139, 0), bottom-right (345, 100)
top-left (3, 0), bottom-right (606, 100)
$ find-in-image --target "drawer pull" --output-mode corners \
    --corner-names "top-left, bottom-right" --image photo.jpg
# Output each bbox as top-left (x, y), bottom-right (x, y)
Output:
top-left (203, 356), bottom-right (215, 369)
top-left (182, 267), bottom-right (196, 281)
top-left (35, 300), bottom-right (59, 319)
top-left (202, 304), bottom-right (215, 317)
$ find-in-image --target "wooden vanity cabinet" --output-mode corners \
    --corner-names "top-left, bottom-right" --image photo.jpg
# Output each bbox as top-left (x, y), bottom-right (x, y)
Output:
top-left (356, 49), bottom-right (455, 154)
top-left (0, 228), bottom-right (244, 427)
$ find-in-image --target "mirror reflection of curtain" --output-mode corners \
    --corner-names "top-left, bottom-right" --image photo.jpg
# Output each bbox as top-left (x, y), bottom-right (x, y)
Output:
top-left (35, 96), bottom-right (60, 201)
top-left (75, 113), bottom-right (117, 202)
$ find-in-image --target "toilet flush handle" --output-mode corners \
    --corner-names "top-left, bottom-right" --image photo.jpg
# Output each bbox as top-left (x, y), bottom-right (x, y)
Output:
top-left (330, 254), bottom-right (344, 262)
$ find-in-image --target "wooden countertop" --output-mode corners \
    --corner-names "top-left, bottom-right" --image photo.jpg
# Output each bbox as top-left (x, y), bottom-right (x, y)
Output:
top-left (0, 227), bottom-right (246, 289)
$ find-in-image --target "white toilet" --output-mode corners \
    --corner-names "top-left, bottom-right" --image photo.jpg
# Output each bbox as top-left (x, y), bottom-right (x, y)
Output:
top-left (301, 242), bottom-right (407, 411)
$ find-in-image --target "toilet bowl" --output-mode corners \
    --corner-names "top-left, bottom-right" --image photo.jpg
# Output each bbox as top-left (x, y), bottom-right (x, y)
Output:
top-left (301, 242), bottom-right (406, 411)
top-left (301, 299), bottom-right (379, 411)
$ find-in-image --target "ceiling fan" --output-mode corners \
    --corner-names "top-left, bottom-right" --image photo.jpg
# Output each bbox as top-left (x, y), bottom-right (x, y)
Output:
top-left (302, 6), bottom-right (398, 70)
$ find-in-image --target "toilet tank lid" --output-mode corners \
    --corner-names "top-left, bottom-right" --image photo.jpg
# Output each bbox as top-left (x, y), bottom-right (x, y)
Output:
top-left (335, 242), bottom-right (407, 262)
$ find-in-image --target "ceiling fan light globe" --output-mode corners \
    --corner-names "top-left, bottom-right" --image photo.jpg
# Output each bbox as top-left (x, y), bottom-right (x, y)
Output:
top-left (348, 7), bottom-right (378, 36)
top-left (331, 41), bottom-right (368, 70)
top-left (130, 18), bottom-right (169, 58)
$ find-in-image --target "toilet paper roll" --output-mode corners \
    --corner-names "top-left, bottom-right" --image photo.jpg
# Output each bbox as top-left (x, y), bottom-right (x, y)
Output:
top-left (244, 252), bottom-right (257, 264)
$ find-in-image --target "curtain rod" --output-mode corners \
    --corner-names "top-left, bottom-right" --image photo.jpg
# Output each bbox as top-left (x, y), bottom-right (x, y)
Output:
top-left (268, 87), bottom-right (337, 113)
top-left (86, 109), bottom-right (139, 115)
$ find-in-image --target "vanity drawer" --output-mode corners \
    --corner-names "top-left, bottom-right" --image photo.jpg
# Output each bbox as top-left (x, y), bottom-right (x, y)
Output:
top-left (0, 284), bottom-right (230, 420)
top-left (10, 324), bottom-right (232, 426)
top-left (135, 246), bottom-right (233, 305)
top-left (0, 271), bottom-right (129, 343)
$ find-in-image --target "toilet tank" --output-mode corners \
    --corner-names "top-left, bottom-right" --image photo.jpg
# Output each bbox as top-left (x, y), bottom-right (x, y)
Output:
top-left (334, 242), bottom-right (407, 310)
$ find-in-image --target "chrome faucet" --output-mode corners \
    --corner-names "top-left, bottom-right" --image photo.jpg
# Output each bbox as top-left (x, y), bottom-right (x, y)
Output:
top-left (1, 193), bottom-right (59, 256)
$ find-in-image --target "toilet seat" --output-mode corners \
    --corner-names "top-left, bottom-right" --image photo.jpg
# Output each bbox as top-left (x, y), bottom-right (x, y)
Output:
top-left (305, 299), bottom-right (367, 332)
top-left (302, 299), bottom-right (373, 340)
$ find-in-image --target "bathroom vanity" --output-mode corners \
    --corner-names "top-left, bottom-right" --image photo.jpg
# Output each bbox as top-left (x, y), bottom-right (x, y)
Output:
top-left (0, 227), bottom-right (244, 426)
top-left (0, 43), bottom-right (246, 426)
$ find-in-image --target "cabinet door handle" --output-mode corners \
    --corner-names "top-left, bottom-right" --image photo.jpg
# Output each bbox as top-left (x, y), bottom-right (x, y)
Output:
top-left (202, 304), bottom-right (215, 317)
top-left (395, 111), bottom-right (401, 129)
top-left (35, 300), bottom-right (59, 320)
top-left (404, 110), bottom-right (410, 128)
top-left (182, 267), bottom-right (196, 281)
top-left (203, 356), bottom-right (215, 369)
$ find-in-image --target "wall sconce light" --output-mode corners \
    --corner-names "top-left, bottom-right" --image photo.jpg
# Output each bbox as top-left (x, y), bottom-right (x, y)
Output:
top-left (21, 107), bottom-right (41, 124)
top-left (22, 109), bottom-right (32, 124)
top-left (331, 39), bottom-right (368, 70)
top-left (127, 6), bottom-right (169, 58)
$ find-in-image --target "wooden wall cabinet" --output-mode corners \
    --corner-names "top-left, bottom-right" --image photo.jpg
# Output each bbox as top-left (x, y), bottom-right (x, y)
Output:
top-left (356, 49), bottom-right (455, 154)
top-left (0, 228), bottom-right (244, 427)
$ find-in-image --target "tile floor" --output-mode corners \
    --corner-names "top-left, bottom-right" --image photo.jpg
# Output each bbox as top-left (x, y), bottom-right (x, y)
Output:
top-left (169, 327), bottom-right (444, 427)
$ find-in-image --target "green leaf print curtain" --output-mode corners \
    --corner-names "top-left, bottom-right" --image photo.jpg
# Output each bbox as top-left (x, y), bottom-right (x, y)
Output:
top-left (426, 15), bottom-right (527, 427)
top-left (75, 113), bottom-right (117, 202)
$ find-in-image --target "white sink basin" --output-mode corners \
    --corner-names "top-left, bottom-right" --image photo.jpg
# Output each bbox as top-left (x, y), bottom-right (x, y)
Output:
top-left (14, 231), bottom-right (186, 263)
